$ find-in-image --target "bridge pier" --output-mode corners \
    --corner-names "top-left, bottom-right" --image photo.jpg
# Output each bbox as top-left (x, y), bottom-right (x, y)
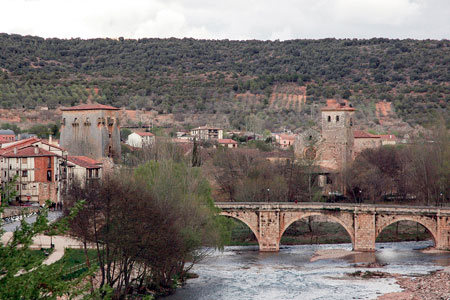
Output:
top-left (259, 211), bottom-right (281, 252)
top-left (436, 216), bottom-right (450, 250)
top-left (354, 212), bottom-right (376, 251)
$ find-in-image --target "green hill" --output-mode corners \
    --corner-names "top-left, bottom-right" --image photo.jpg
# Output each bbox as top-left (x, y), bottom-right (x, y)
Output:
top-left (0, 34), bottom-right (449, 129)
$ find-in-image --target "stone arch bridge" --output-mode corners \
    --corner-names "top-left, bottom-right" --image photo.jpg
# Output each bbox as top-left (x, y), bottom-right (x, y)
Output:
top-left (215, 202), bottom-right (450, 252)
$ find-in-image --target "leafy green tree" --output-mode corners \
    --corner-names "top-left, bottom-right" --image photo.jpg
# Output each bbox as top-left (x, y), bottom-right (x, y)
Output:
top-left (0, 201), bottom-right (87, 300)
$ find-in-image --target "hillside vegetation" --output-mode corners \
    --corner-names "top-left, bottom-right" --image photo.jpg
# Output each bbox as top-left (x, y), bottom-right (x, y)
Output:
top-left (0, 34), bottom-right (449, 130)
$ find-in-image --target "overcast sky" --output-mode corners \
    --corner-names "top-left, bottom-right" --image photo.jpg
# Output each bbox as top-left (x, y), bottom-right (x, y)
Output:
top-left (1, 0), bottom-right (449, 40)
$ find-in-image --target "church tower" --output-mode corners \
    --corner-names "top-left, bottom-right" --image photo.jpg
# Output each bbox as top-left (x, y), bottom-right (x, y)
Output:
top-left (320, 100), bottom-right (355, 172)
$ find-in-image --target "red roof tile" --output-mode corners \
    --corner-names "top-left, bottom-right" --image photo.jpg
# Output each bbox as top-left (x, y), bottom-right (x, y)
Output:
top-left (353, 130), bottom-right (381, 139)
top-left (279, 134), bottom-right (296, 141)
top-left (61, 104), bottom-right (119, 111)
top-left (2, 146), bottom-right (57, 158)
top-left (218, 139), bottom-right (238, 144)
top-left (67, 156), bottom-right (102, 169)
top-left (136, 132), bottom-right (154, 137)
top-left (0, 138), bottom-right (40, 155)
top-left (321, 99), bottom-right (355, 111)
top-left (378, 134), bottom-right (397, 141)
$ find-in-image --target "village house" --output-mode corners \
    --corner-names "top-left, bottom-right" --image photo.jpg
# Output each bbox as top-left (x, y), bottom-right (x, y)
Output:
top-left (278, 134), bottom-right (296, 150)
top-left (190, 126), bottom-right (223, 140)
top-left (353, 130), bottom-right (382, 158)
top-left (0, 143), bottom-right (65, 205)
top-left (67, 156), bottom-right (102, 187)
top-left (126, 131), bottom-right (155, 148)
top-left (379, 134), bottom-right (397, 146)
top-left (218, 139), bottom-right (238, 148)
top-left (0, 129), bottom-right (15, 144)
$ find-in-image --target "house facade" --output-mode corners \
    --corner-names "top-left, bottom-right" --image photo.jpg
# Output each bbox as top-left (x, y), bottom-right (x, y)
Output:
top-left (126, 132), bottom-right (155, 148)
top-left (278, 134), bottom-right (296, 150)
top-left (0, 129), bottom-right (15, 144)
top-left (218, 139), bottom-right (238, 148)
top-left (0, 145), bottom-right (63, 205)
top-left (190, 126), bottom-right (223, 140)
top-left (67, 156), bottom-right (102, 187)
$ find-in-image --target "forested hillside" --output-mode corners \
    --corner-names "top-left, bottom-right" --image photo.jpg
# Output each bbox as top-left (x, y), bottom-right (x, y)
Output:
top-left (0, 34), bottom-right (449, 130)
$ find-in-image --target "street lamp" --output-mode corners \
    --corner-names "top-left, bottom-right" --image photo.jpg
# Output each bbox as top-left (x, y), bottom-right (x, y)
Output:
top-left (267, 188), bottom-right (270, 202)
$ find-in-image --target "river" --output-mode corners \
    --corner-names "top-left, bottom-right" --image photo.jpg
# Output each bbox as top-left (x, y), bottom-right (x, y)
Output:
top-left (166, 241), bottom-right (450, 300)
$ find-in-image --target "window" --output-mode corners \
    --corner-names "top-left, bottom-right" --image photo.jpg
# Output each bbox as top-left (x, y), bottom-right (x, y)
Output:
top-left (309, 135), bottom-right (312, 141)
top-left (327, 116), bottom-right (331, 122)
top-left (350, 118), bottom-right (353, 126)
top-left (22, 170), bottom-right (28, 177)
top-left (336, 116), bottom-right (340, 122)
top-left (61, 118), bottom-right (66, 126)
top-left (22, 184), bottom-right (27, 189)
top-left (47, 170), bottom-right (52, 182)
top-left (48, 157), bottom-right (52, 168)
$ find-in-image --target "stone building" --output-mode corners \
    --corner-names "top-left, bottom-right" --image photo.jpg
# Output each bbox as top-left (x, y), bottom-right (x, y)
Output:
top-left (295, 100), bottom-right (355, 171)
top-left (60, 104), bottom-right (121, 161)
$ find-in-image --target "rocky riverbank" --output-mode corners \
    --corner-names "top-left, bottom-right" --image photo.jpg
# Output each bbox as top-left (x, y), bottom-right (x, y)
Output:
top-left (378, 268), bottom-right (450, 300)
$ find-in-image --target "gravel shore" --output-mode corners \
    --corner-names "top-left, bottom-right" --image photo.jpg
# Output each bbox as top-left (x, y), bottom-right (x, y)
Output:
top-left (378, 267), bottom-right (450, 300)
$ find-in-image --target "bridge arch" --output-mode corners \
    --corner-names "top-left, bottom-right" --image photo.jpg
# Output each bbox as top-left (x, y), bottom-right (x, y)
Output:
top-left (280, 212), bottom-right (355, 247)
top-left (219, 211), bottom-right (260, 244)
top-left (375, 216), bottom-right (437, 246)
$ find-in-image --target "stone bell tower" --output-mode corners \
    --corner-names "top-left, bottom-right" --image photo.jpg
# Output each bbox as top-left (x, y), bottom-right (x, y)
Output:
top-left (320, 100), bottom-right (355, 172)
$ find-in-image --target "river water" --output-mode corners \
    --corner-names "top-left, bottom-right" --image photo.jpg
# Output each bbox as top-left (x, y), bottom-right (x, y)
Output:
top-left (166, 241), bottom-right (450, 300)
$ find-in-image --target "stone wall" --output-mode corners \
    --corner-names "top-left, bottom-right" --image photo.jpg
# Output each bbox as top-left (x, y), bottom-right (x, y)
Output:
top-left (60, 110), bottom-right (121, 160)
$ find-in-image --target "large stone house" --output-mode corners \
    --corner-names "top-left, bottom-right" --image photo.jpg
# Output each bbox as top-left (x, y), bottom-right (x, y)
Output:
top-left (60, 104), bottom-right (121, 161)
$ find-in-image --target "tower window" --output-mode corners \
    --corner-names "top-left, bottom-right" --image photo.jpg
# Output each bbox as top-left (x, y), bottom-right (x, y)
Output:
top-left (350, 118), bottom-right (353, 126)
top-left (327, 116), bottom-right (331, 122)
top-left (336, 116), bottom-right (340, 122)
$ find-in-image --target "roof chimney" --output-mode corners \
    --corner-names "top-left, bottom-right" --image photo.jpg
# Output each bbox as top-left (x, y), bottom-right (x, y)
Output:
top-left (35, 146), bottom-right (39, 154)
top-left (49, 135), bottom-right (52, 145)
top-left (13, 147), bottom-right (17, 154)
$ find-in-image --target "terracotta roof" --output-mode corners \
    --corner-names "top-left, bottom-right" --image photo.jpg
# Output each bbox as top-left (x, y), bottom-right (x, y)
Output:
top-left (279, 134), bottom-right (296, 140)
top-left (0, 138), bottom-right (40, 154)
top-left (61, 104), bottom-right (119, 111)
top-left (321, 99), bottom-right (355, 111)
top-left (218, 139), bottom-right (238, 144)
top-left (353, 130), bottom-right (381, 139)
top-left (136, 131), bottom-right (154, 137)
top-left (378, 134), bottom-right (397, 141)
top-left (2, 145), bottom-right (57, 158)
top-left (68, 156), bottom-right (102, 169)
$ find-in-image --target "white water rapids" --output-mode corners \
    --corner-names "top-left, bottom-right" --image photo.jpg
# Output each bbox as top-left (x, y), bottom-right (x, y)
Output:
top-left (166, 241), bottom-right (450, 300)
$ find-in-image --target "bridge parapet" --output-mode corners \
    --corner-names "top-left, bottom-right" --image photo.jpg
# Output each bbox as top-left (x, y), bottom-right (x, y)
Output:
top-left (216, 202), bottom-right (450, 252)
